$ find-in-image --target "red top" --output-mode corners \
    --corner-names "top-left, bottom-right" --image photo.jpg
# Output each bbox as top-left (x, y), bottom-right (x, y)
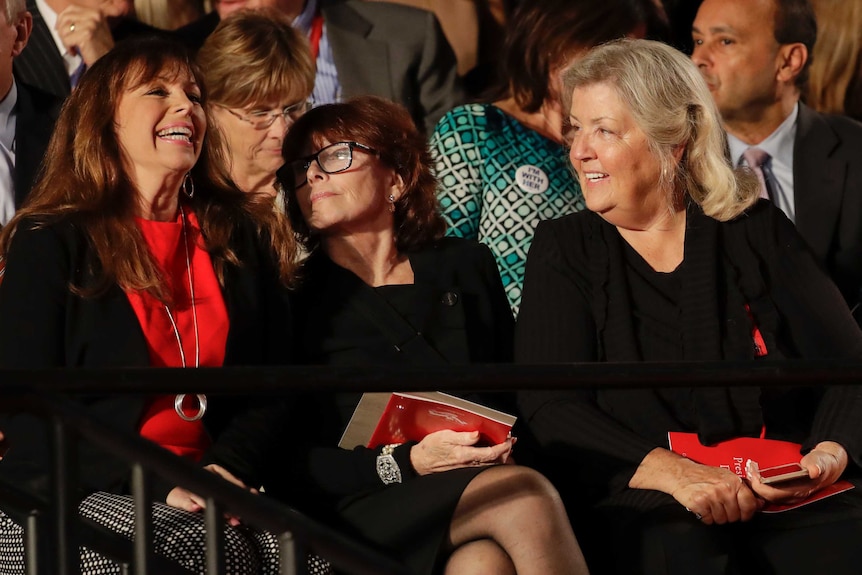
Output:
top-left (127, 209), bottom-right (229, 461)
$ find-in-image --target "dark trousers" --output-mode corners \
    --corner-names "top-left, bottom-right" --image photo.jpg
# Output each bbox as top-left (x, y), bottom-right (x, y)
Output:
top-left (575, 487), bottom-right (862, 575)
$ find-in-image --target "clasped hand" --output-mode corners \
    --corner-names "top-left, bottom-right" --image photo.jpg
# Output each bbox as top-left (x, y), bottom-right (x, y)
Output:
top-left (409, 430), bottom-right (515, 476)
top-left (663, 441), bottom-right (848, 525)
top-left (166, 464), bottom-right (255, 527)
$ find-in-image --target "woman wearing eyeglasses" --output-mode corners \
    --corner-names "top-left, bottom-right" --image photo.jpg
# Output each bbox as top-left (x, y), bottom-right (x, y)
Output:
top-left (201, 94), bottom-right (589, 575)
top-left (197, 7), bottom-right (314, 201)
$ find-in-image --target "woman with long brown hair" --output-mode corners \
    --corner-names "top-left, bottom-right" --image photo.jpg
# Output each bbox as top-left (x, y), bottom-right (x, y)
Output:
top-left (0, 35), bottom-right (298, 573)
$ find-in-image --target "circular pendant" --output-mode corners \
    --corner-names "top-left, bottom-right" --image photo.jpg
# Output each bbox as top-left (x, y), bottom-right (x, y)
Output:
top-left (174, 393), bottom-right (208, 422)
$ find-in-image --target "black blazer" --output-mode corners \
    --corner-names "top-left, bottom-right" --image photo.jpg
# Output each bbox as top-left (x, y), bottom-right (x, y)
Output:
top-left (0, 213), bottom-right (293, 511)
top-left (205, 237), bottom-right (514, 507)
top-left (793, 103), bottom-right (862, 314)
top-left (14, 79), bottom-right (61, 206)
top-left (292, 237), bottom-right (514, 366)
top-left (515, 201), bottom-right (862, 500)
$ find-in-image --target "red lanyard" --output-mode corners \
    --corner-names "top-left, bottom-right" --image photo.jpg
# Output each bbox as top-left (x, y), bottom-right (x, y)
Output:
top-left (309, 12), bottom-right (324, 60)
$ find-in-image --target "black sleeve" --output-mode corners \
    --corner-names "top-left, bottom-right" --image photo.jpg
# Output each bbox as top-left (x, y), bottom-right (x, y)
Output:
top-left (0, 221), bottom-right (70, 367)
top-left (204, 395), bottom-right (419, 501)
top-left (758, 206), bottom-right (862, 466)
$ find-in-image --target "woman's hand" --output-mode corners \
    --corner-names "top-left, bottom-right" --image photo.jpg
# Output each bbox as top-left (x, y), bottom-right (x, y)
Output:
top-left (165, 464), bottom-right (257, 526)
top-left (409, 430), bottom-right (514, 476)
top-left (746, 441), bottom-right (848, 504)
top-left (629, 448), bottom-right (760, 525)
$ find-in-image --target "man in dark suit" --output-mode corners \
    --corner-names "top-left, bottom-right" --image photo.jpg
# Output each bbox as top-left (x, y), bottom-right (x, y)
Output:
top-left (692, 0), bottom-right (862, 317)
top-left (13, 0), bottom-right (158, 100)
top-left (0, 0), bottom-right (61, 226)
top-left (176, 0), bottom-right (466, 134)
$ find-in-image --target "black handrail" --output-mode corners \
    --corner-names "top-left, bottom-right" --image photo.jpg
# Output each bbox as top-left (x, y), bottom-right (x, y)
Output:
top-left (0, 390), bottom-right (411, 575)
top-left (1, 359), bottom-right (860, 574)
top-left (2, 359), bottom-right (860, 395)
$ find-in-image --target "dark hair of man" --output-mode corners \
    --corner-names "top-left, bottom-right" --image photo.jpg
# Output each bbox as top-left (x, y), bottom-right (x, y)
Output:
top-left (0, 36), bottom-right (299, 300)
top-left (498, 0), bottom-right (649, 113)
top-left (773, 0), bottom-right (818, 89)
top-left (280, 95), bottom-right (446, 253)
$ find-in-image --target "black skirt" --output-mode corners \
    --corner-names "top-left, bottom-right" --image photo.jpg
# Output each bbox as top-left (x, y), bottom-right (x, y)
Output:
top-left (335, 467), bottom-right (490, 575)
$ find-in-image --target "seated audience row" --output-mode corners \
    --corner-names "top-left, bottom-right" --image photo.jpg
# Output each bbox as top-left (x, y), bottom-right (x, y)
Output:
top-left (0, 36), bottom-right (589, 575)
top-left (2, 0), bottom-right (862, 573)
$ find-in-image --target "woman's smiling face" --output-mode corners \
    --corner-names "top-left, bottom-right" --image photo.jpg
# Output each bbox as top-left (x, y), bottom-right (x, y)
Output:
top-left (568, 82), bottom-right (668, 229)
top-left (113, 64), bottom-right (206, 192)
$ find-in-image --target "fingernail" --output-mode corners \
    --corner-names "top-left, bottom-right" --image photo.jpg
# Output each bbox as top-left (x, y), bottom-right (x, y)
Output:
top-left (745, 459), bottom-right (756, 479)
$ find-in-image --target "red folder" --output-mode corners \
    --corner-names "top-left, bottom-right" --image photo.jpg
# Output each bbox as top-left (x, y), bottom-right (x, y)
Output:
top-left (668, 431), bottom-right (853, 513)
top-left (338, 392), bottom-right (516, 449)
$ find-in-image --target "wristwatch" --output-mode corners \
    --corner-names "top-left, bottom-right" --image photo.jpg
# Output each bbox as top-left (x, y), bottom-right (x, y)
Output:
top-left (376, 443), bottom-right (403, 485)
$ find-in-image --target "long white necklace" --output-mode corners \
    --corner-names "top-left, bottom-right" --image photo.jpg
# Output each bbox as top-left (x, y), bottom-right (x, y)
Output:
top-left (165, 206), bottom-right (207, 422)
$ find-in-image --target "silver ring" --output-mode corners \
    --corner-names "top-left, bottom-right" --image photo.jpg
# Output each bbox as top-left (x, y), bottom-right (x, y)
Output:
top-left (174, 393), bottom-right (207, 422)
top-left (69, 23), bottom-right (76, 32)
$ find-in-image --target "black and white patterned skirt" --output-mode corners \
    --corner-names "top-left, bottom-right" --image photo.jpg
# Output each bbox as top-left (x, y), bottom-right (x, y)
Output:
top-left (0, 492), bottom-right (331, 574)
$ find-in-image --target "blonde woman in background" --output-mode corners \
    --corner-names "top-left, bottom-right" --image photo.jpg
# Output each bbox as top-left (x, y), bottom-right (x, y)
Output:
top-left (135, 0), bottom-right (204, 29)
top-left (805, 0), bottom-right (862, 122)
top-left (197, 7), bottom-right (314, 203)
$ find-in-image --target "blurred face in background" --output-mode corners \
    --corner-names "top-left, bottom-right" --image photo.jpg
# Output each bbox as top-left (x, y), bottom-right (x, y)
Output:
top-left (212, 94), bottom-right (310, 195)
top-left (213, 0), bottom-right (301, 19)
top-left (691, 0), bottom-right (782, 124)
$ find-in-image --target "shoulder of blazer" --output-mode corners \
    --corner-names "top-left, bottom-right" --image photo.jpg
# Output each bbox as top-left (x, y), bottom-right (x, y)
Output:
top-left (5, 216), bottom-right (93, 280)
top-left (795, 103), bottom-right (862, 159)
top-left (14, 80), bottom-right (62, 206)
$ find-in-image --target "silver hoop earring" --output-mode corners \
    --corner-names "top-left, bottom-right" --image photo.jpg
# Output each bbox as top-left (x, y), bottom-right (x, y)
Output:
top-left (182, 173), bottom-right (194, 199)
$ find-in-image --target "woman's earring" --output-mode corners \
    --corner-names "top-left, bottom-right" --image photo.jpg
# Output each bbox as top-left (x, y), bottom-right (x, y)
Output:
top-left (182, 173), bottom-right (195, 199)
top-left (388, 194), bottom-right (395, 213)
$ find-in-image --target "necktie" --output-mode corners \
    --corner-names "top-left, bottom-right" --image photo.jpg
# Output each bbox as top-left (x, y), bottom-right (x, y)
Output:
top-left (742, 147), bottom-right (771, 200)
top-left (70, 61), bottom-right (87, 89)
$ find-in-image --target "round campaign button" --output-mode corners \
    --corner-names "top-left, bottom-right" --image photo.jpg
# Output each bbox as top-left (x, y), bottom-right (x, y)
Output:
top-left (515, 165), bottom-right (549, 194)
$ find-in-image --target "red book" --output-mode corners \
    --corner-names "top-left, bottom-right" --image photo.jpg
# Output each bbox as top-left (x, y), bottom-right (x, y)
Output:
top-left (338, 392), bottom-right (516, 450)
top-left (668, 431), bottom-right (853, 512)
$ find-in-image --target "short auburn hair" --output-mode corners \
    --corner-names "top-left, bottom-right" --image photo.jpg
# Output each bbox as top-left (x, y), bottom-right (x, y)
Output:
top-left (280, 95), bottom-right (446, 253)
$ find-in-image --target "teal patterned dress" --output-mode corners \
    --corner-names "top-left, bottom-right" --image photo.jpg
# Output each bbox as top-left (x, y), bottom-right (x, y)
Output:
top-left (431, 103), bottom-right (585, 315)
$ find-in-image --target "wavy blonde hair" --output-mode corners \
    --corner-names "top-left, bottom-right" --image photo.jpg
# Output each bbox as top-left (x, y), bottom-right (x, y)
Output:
top-left (805, 0), bottom-right (862, 118)
top-left (562, 38), bottom-right (760, 221)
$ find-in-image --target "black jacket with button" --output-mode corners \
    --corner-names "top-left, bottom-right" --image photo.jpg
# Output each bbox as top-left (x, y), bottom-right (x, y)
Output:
top-left (292, 237), bottom-right (514, 366)
top-left (206, 237), bottom-right (514, 511)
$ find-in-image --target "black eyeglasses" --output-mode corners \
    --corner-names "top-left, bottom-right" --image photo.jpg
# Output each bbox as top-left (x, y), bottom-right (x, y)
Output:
top-left (280, 141), bottom-right (377, 190)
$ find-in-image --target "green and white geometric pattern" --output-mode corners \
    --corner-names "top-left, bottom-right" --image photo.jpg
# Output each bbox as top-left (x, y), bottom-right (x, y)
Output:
top-left (431, 104), bottom-right (585, 315)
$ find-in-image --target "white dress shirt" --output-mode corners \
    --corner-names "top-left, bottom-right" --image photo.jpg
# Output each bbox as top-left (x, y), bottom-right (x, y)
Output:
top-left (0, 80), bottom-right (18, 226)
top-left (293, 0), bottom-right (341, 106)
top-left (35, 0), bottom-right (83, 77)
top-left (728, 103), bottom-right (799, 223)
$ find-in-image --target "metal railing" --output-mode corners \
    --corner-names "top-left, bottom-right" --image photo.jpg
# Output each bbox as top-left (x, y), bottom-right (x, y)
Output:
top-left (0, 388), bottom-right (410, 575)
top-left (1, 359), bottom-right (860, 574)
